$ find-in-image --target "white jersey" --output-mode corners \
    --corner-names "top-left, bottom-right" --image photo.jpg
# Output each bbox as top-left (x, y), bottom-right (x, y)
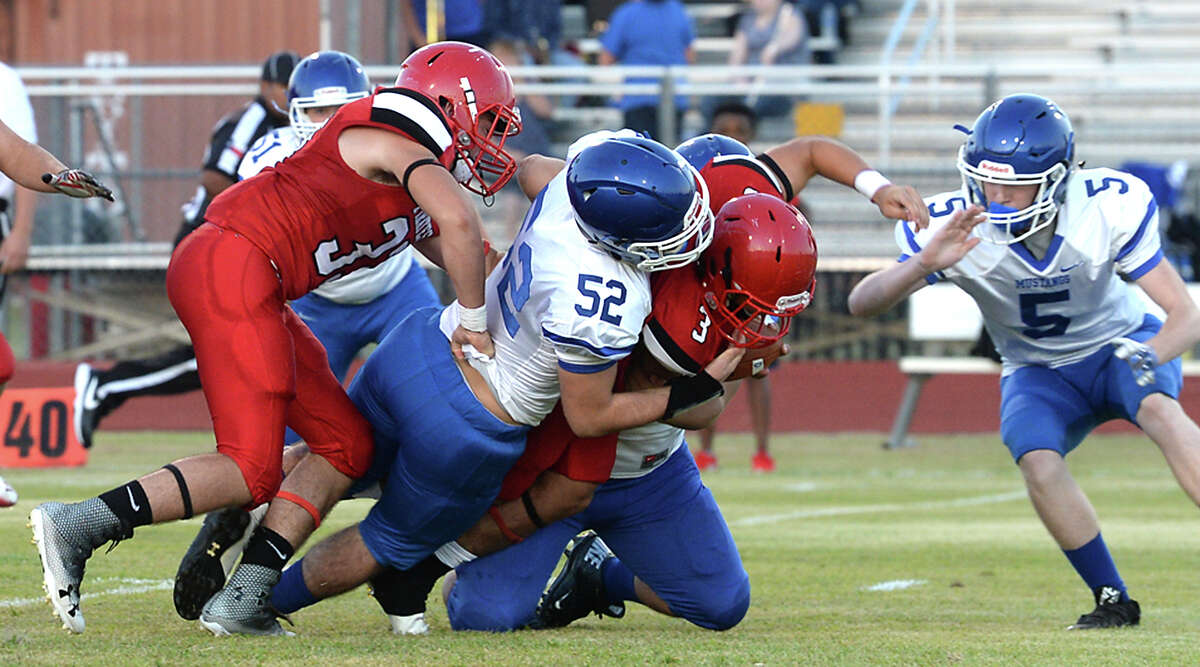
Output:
top-left (896, 167), bottom-right (1163, 375)
top-left (440, 170), bottom-right (652, 426)
top-left (238, 126), bottom-right (413, 304)
top-left (610, 422), bottom-right (685, 479)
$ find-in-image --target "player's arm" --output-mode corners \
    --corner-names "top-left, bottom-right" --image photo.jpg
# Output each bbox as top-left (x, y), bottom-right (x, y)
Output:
top-left (1134, 260), bottom-right (1200, 362)
top-left (848, 205), bottom-right (986, 317)
top-left (0, 119), bottom-right (67, 192)
top-left (558, 347), bottom-right (743, 438)
top-left (517, 154), bottom-right (564, 200)
top-left (764, 137), bottom-right (929, 228)
top-left (664, 379), bottom-right (742, 430)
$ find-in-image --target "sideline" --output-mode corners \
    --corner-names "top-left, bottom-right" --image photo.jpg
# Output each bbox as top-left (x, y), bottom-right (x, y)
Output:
top-left (729, 490), bottom-right (1027, 527)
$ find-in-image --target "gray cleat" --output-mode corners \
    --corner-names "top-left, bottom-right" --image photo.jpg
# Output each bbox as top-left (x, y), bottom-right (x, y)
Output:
top-left (199, 563), bottom-right (294, 636)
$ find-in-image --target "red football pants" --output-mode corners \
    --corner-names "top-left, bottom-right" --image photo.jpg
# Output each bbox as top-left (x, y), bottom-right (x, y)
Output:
top-left (167, 224), bottom-right (373, 505)
top-left (0, 330), bottom-right (13, 385)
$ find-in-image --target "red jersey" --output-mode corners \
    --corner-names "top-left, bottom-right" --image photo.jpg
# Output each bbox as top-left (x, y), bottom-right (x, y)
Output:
top-left (204, 87), bottom-right (455, 299)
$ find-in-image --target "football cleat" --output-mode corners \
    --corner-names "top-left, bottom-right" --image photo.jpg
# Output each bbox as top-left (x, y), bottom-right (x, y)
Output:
top-left (751, 451), bottom-right (776, 473)
top-left (388, 612), bottom-right (431, 636)
top-left (1067, 586), bottom-right (1140, 630)
top-left (72, 363), bottom-right (101, 449)
top-left (30, 501), bottom-right (113, 633)
top-left (0, 474), bottom-right (16, 507)
top-left (693, 449), bottom-right (718, 472)
top-left (199, 563), bottom-right (294, 636)
top-left (531, 532), bottom-right (625, 629)
top-left (174, 506), bottom-right (260, 620)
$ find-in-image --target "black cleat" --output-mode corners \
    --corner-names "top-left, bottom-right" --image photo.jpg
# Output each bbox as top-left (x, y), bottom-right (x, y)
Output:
top-left (1067, 586), bottom-right (1141, 630)
top-left (173, 507), bottom-right (253, 620)
top-left (72, 364), bottom-right (101, 449)
top-left (531, 531), bottom-right (625, 629)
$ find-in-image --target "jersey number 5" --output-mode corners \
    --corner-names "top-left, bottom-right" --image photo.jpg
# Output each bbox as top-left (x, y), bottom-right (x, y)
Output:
top-left (1019, 290), bottom-right (1071, 339)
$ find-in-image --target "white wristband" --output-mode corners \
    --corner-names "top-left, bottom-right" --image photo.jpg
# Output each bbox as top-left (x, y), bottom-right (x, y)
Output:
top-left (458, 302), bottom-right (488, 332)
top-left (854, 169), bottom-right (892, 201)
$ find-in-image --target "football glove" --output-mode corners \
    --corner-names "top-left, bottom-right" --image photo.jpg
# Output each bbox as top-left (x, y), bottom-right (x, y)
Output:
top-left (1111, 337), bottom-right (1158, 387)
top-left (41, 169), bottom-right (115, 201)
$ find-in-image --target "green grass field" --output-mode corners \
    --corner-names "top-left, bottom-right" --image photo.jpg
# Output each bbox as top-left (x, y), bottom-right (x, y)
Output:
top-left (2, 430), bottom-right (1199, 665)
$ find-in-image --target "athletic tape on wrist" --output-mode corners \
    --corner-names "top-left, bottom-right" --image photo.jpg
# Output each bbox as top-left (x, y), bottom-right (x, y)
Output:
top-left (664, 370), bottom-right (725, 420)
top-left (854, 169), bottom-right (892, 201)
top-left (458, 302), bottom-right (488, 332)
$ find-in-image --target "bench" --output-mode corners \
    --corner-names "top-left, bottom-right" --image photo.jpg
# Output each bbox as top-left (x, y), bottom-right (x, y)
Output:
top-left (884, 282), bottom-right (1200, 449)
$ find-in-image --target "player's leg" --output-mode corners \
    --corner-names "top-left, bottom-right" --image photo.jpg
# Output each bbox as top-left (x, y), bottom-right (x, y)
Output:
top-left (1105, 320), bottom-right (1200, 503)
top-left (73, 344), bottom-right (199, 448)
top-left (444, 517), bottom-right (583, 631)
top-left (536, 446), bottom-right (750, 630)
top-left (694, 426), bottom-right (718, 470)
top-left (748, 374), bottom-right (774, 472)
top-left (200, 306), bottom-right (374, 635)
top-left (1001, 361), bottom-right (1138, 629)
top-left (32, 226), bottom-right (291, 633)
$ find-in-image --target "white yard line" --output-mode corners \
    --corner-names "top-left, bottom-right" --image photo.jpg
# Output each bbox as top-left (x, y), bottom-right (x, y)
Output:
top-left (730, 490), bottom-right (1027, 527)
top-left (862, 579), bottom-right (928, 592)
top-left (0, 577), bottom-right (172, 609)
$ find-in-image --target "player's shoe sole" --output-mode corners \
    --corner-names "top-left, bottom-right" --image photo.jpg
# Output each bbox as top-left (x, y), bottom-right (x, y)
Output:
top-left (174, 507), bottom-right (254, 620)
top-left (30, 503), bottom-right (87, 633)
top-left (72, 363), bottom-right (100, 450)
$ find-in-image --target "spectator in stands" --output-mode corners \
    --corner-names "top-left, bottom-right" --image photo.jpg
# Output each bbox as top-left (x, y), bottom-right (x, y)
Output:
top-left (486, 0), bottom-right (564, 65)
top-left (0, 62), bottom-right (115, 508)
top-left (795, 0), bottom-right (857, 64)
top-left (598, 0), bottom-right (695, 143)
top-left (726, 0), bottom-right (811, 120)
top-left (691, 102), bottom-right (778, 473)
top-left (72, 51), bottom-right (299, 450)
top-left (402, 0), bottom-right (489, 51)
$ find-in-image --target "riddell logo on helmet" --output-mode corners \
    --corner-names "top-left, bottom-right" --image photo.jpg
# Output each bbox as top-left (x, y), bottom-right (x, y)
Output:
top-left (776, 291), bottom-right (811, 310)
top-left (978, 160), bottom-right (1015, 175)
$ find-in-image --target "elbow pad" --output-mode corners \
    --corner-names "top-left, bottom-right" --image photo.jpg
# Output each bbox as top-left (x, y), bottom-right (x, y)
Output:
top-left (663, 370), bottom-right (724, 420)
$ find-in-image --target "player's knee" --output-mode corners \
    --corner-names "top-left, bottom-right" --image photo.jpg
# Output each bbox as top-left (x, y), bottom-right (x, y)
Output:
top-left (687, 576), bottom-right (751, 631)
top-left (446, 595), bottom-right (533, 632)
top-left (1136, 392), bottom-right (1179, 430)
top-left (1017, 449), bottom-right (1067, 493)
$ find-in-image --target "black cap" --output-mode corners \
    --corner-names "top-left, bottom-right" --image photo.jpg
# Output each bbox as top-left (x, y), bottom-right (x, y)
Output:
top-left (260, 51), bottom-right (300, 84)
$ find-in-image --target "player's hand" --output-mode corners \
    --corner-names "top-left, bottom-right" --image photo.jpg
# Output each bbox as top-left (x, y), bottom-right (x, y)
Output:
top-left (0, 232), bottom-right (30, 274)
top-left (451, 325), bottom-right (495, 360)
top-left (1112, 337), bottom-right (1159, 387)
top-left (704, 346), bottom-right (746, 382)
top-left (873, 184), bottom-right (929, 230)
top-left (916, 205), bottom-right (985, 273)
top-left (42, 169), bottom-right (115, 201)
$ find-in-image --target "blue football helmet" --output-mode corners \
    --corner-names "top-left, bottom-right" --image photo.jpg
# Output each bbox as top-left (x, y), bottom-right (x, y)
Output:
top-left (288, 51), bottom-right (371, 141)
top-left (956, 93), bottom-right (1075, 244)
top-left (567, 136), bottom-right (714, 272)
top-left (675, 133), bottom-right (753, 171)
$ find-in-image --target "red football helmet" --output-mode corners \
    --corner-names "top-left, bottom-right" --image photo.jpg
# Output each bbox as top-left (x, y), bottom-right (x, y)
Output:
top-left (700, 193), bottom-right (818, 348)
top-left (395, 41), bottom-right (522, 197)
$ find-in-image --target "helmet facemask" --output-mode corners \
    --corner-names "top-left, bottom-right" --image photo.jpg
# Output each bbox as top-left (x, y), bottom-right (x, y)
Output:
top-left (290, 89), bottom-right (370, 142)
top-left (958, 145), bottom-right (1069, 245)
top-left (704, 266), bottom-right (813, 349)
top-left (444, 94), bottom-right (522, 197)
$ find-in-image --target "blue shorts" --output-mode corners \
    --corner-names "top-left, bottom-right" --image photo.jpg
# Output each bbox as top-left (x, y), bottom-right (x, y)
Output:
top-left (1000, 314), bottom-right (1182, 462)
top-left (285, 263), bottom-right (439, 444)
top-left (446, 445), bottom-right (750, 632)
top-left (350, 307), bottom-right (529, 570)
